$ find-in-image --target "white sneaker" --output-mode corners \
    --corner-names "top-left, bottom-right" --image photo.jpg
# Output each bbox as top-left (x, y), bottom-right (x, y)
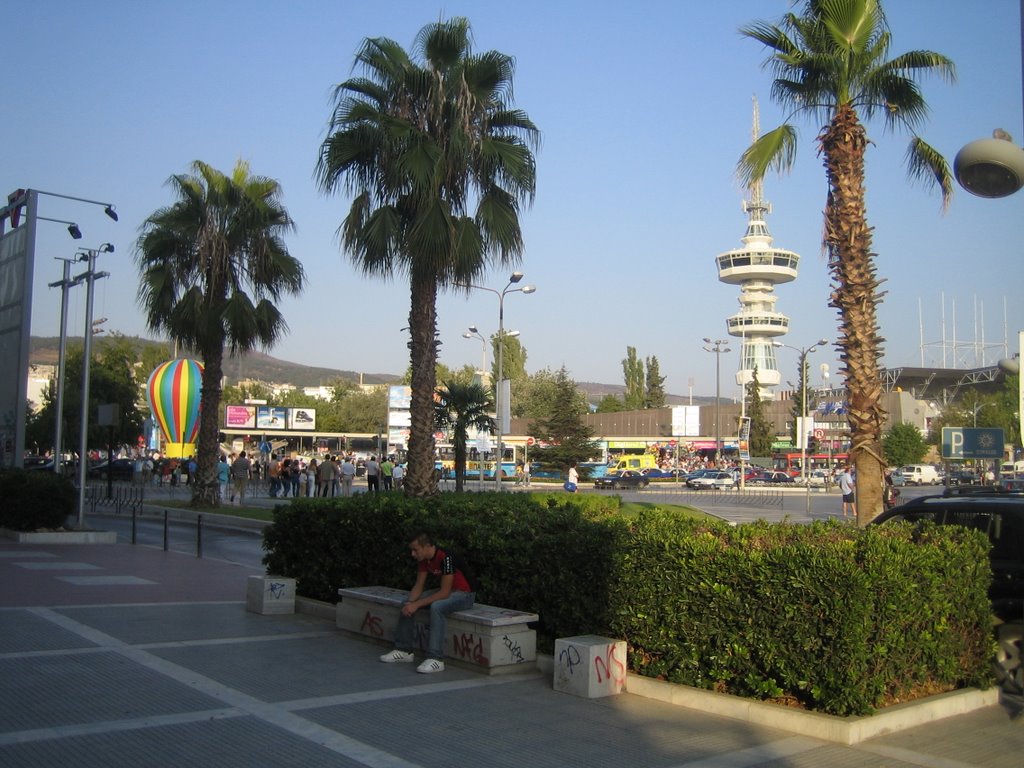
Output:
top-left (379, 650), bottom-right (414, 663)
top-left (416, 658), bottom-right (445, 674)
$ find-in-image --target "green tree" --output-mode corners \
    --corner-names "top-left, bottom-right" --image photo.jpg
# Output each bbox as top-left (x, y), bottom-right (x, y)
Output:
top-left (622, 347), bottom-right (645, 410)
top-left (739, 0), bottom-right (954, 524)
top-left (435, 380), bottom-right (494, 492)
top-left (645, 355), bottom-right (666, 408)
top-left (883, 422), bottom-right (928, 467)
top-left (136, 160), bottom-right (305, 507)
top-left (595, 394), bottom-right (626, 413)
top-left (316, 17), bottom-right (539, 497)
top-left (490, 334), bottom-right (529, 417)
top-left (745, 367), bottom-right (775, 457)
top-left (27, 343), bottom-right (146, 456)
top-left (528, 366), bottom-right (599, 476)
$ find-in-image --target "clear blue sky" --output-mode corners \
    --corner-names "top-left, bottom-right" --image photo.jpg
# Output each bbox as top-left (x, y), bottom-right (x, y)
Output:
top-left (7, 0), bottom-right (1022, 399)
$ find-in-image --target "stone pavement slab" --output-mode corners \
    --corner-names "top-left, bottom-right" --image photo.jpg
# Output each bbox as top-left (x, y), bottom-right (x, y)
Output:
top-left (1, 539), bottom-right (1022, 767)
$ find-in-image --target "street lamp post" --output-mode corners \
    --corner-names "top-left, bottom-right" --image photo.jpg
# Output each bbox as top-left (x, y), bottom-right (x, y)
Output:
top-left (702, 339), bottom-right (731, 465)
top-left (462, 272), bottom-right (536, 490)
top-left (462, 326), bottom-right (488, 384)
top-left (48, 256), bottom-right (84, 474)
top-left (74, 244), bottom-right (113, 528)
top-left (774, 338), bottom-right (829, 513)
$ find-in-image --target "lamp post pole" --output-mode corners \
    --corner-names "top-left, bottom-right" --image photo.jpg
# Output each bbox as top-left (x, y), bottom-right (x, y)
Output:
top-left (702, 339), bottom-right (731, 466)
top-left (48, 257), bottom-right (80, 474)
top-left (74, 244), bottom-right (113, 528)
top-left (462, 272), bottom-right (536, 490)
top-left (462, 326), bottom-right (488, 384)
top-left (775, 338), bottom-right (829, 514)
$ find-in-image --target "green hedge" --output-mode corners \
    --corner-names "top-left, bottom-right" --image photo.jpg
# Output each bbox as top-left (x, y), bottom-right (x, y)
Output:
top-left (262, 494), bottom-right (994, 716)
top-left (611, 511), bottom-right (994, 714)
top-left (0, 468), bottom-right (76, 531)
top-left (262, 491), bottom-right (627, 647)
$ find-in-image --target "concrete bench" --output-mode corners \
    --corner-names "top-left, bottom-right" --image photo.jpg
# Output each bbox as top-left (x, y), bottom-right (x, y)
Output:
top-left (337, 586), bottom-right (538, 674)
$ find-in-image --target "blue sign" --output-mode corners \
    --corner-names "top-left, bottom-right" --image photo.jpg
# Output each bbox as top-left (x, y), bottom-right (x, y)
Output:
top-left (942, 427), bottom-right (1005, 459)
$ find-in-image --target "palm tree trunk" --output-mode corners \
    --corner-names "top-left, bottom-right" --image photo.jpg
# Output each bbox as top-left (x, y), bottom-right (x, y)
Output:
top-left (404, 275), bottom-right (440, 497)
top-left (192, 345), bottom-right (224, 507)
top-left (821, 104), bottom-right (886, 525)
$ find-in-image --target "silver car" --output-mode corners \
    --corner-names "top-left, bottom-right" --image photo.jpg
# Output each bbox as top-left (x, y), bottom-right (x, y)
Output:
top-left (686, 471), bottom-right (736, 490)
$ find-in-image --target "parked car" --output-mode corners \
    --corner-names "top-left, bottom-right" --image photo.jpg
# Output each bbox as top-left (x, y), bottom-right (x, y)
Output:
top-left (947, 469), bottom-right (980, 486)
top-left (749, 471), bottom-right (795, 486)
top-left (793, 470), bottom-right (830, 487)
top-left (640, 467), bottom-right (674, 478)
top-left (593, 470), bottom-right (650, 491)
top-left (872, 489), bottom-right (1024, 693)
top-left (890, 470), bottom-right (907, 487)
top-left (686, 471), bottom-right (736, 490)
top-left (88, 458), bottom-right (137, 482)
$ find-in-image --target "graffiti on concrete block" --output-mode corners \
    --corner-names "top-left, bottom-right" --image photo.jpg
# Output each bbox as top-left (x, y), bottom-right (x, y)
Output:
top-left (593, 643), bottom-right (626, 688)
top-left (452, 633), bottom-right (489, 665)
top-left (360, 611), bottom-right (384, 637)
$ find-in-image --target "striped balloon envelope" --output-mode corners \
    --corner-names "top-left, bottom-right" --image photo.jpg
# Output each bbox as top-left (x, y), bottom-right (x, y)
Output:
top-left (146, 359), bottom-right (204, 457)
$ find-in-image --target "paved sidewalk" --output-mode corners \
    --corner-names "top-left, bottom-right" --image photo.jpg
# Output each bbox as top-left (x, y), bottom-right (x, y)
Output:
top-left (2, 539), bottom-right (1022, 767)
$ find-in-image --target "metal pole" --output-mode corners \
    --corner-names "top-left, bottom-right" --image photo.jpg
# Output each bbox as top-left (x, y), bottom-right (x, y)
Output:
top-left (75, 250), bottom-right (98, 529)
top-left (496, 295), bottom-right (505, 491)
top-left (49, 259), bottom-right (75, 474)
top-left (715, 349), bottom-right (721, 465)
top-left (801, 350), bottom-right (811, 515)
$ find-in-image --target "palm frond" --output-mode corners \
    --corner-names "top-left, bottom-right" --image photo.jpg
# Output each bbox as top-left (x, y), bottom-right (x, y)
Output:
top-left (737, 125), bottom-right (799, 187)
top-left (905, 136), bottom-right (954, 212)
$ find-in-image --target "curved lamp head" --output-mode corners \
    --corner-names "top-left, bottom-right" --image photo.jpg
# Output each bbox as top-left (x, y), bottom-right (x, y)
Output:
top-left (954, 132), bottom-right (1024, 198)
top-left (521, 285), bottom-right (536, 294)
top-left (462, 332), bottom-right (473, 339)
top-left (509, 272), bottom-right (523, 284)
top-left (468, 325), bottom-right (478, 334)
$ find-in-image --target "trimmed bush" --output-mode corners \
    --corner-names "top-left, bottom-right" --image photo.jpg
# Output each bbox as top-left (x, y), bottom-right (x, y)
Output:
top-left (610, 511), bottom-right (994, 714)
top-left (262, 493), bottom-right (994, 716)
top-left (0, 468), bottom-right (76, 531)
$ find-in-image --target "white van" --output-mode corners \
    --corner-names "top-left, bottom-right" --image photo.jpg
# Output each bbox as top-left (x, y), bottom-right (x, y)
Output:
top-left (900, 464), bottom-right (940, 485)
top-left (1001, 461), bottom-right (1024, 475)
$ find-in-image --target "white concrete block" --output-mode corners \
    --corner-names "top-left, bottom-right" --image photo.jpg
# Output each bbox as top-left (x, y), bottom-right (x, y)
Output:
top-left (246, 575), bottom-right (296, 614)
top-left (554, 635), bottom-right (627, 698)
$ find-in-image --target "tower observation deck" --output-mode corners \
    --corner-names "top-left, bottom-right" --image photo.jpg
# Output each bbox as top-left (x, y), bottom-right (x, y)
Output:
top-left (715, 97), bottom-right (800, 398)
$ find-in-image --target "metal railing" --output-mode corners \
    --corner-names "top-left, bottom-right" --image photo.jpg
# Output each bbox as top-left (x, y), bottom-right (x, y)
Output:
top-left (83, 482), bottom-right (207, 556)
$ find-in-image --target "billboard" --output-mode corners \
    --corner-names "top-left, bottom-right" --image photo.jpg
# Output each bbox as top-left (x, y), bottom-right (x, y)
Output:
top-left (225, 405), bottom-right (256, 429)
top-left (289, 408), bottom-right (316, 430)
top-left (255, 406), bottom-right (288, 430)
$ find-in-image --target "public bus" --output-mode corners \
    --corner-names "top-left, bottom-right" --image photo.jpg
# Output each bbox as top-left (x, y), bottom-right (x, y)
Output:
top-left (772, 451), bottom-right (849, 476)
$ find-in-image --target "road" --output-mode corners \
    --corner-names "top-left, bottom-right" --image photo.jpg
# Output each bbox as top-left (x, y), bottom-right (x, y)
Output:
top-left (83, 482), bottom-right (942, 569)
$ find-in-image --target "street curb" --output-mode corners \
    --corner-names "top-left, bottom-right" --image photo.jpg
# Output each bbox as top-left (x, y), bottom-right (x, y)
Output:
top-left (0, 527), bottom-right (118, 544)
top-left (624, 674), bottom-right (998, 744)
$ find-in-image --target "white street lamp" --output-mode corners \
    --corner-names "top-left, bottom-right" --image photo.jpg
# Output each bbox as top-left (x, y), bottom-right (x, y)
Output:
top-left (702, 338), bottom-right (731, 465)
top-left (73, 244), bottom-right (113, 527)
top-left (463, 326), bottom-right (488, 384)
top-left (774, 338), bottom-right (829, 514)
top-left (462, 272), bottom-right (535, 489)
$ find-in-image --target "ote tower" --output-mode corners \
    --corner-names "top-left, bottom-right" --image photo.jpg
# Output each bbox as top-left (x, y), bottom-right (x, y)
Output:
top-left (715, 97), bottom-right (800, 400)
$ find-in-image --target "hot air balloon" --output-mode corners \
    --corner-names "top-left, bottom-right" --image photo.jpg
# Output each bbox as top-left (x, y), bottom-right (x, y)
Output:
top-left (146, 359), bottom-right (204, 458)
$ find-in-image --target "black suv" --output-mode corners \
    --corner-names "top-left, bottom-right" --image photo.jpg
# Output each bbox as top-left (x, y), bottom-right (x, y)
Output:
top-left (872, 488), bottom-right (1024, 693)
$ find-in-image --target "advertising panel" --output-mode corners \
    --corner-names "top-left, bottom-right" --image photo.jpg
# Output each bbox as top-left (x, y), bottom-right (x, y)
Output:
top-left (289, 408), bottom-right (316, 430)
top-left (225, 405), bottom-right (256, 429)
top-left (256, 406), bottom-right (288, 430)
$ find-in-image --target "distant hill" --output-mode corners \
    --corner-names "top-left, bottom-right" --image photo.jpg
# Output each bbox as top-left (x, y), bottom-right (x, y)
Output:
top-left (30, 336), bottom-right (701, 402)
top-left (29, 336), bottom-right (400, 389)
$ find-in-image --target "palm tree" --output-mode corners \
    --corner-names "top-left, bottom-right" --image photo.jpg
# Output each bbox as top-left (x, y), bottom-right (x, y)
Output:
top-left (435, 380), bottom-right (494, 492)
top-left (316, 17), bottom-right (539, 497)
top-left (135, 160), bottom-right (305, 506)
top-left (738, 0), bottom-right (955, 524)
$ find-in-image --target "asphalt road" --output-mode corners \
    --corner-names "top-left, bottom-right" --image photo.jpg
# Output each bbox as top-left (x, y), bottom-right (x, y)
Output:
top-left (85, 482), bottom-right (944, 568)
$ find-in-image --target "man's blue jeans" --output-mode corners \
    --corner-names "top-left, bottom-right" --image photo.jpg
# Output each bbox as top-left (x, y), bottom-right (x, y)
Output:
top-left (393, 589), bottom-right (475, 660)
